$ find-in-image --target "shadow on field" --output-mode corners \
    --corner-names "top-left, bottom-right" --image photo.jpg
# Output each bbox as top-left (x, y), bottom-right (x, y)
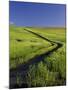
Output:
top-left (10, 29), bottom-right (63, 89)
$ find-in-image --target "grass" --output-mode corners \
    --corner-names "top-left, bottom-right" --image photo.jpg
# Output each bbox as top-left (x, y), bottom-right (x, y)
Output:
top-left (10, 26), bottom-right (52, 69)
top-left (10, 26), bottom-right (66, 87)
top-left (25, 27), bottom-right (66, 86)
top-left (27, 27), bottom-right (66, 42)
top-left (26, 44), bottom-right (66, 86)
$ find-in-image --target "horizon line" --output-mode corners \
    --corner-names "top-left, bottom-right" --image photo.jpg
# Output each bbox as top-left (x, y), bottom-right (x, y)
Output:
top-left (9, 24), bottom-right (66, 28)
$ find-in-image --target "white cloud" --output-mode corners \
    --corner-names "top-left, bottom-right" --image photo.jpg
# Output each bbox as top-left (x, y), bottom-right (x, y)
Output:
top-left (10, 21), bottom-right (14, 25)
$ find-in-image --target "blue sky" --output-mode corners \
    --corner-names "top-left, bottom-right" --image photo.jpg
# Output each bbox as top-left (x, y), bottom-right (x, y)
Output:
top-left (9, 1), bottom-right (66, 27)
